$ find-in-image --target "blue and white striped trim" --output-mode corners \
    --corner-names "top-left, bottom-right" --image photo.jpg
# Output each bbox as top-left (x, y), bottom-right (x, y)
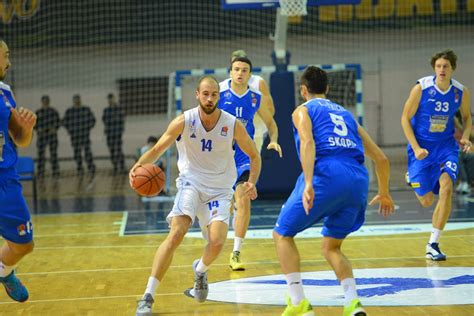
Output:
top-left (175, 63), bottom-right (363, 125)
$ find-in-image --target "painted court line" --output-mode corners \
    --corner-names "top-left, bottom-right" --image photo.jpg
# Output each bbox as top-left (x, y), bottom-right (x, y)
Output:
top-left (34, 231), bottom-right (119, 238)
top-left (119, 211), bottom-right (128, 237)
top-left (16, 254), bottom-right (474, 277)
top-left (32, 233), bottom-right (474, 251)
top-left (38, 222), bottom-right (120, 228)
top-left (0, 292), bottom-right (183, 305)
top-left (33, 211), bottom-right (125, 217)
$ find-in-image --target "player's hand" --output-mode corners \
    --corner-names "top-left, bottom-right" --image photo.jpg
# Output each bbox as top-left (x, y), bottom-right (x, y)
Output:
top-left (267, 142), bottom-right (283, 158)
top-left (11, 107), bottom-right (36, 130)
top-left (369, 193), bottom-right (395, 218)
top-left (302, 184), bottom-right (314, 215)
top-left (459, 137), bottom-right (472, 153)
top-left (242, 182), bottom-right (257, 200)
top-left (129, 163), bottom-right (141, 188)
top-left (414, 147), bottom-right (429, 160)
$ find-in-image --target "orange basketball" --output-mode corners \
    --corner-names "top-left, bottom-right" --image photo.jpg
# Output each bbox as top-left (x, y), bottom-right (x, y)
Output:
top-left (131, 164), bottom-right (165, 197)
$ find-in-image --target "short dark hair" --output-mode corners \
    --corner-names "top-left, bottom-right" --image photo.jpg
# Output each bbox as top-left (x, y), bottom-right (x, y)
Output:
top-left (431, 49), bottom-right (457, 70)
top-left (107, 93), bottom-right (114, 99)
top-left (147, 136), bottom-right (158, 144)
top-left (230, 56), bottom-right (252, 72)
top-left (196, 75), bottom-right (219, 91)
top-left (41, 95), bottom-right (50, 102)
top-left (301, 66), bottom-right (328, 95)
top-left (73, 94), bottom-right (80, 100)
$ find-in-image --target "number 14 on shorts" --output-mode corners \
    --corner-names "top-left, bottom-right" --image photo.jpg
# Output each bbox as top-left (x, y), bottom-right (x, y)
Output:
top-left (207, 200), bottom-right (219, 211)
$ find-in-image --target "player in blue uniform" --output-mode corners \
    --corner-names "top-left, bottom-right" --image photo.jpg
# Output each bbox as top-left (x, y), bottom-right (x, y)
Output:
top-left (218, 56), bottom-right (282, 271)
top-left (230, 50), bottom-right (276, 152)
top-left (0, 40), bottom-right (37, 302)
top-left (401, 50), bottom-right (472, 261)
top-left (273, 66), bottom-right (394, 316)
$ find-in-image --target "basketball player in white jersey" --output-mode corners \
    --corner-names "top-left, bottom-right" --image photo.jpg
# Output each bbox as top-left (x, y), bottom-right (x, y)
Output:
top-left (131, 76), bottom-right (261, 315)
top-left (231, 50), bottom-right (275, 152)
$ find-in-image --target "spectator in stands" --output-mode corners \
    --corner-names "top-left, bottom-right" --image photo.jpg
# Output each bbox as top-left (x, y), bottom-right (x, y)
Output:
top-left (454, 111), bottom-right (474, 194)
top-left (35, 95), bottom-right (60, 177)
top-left (62, 94), bottom-right (96, 176)
top-left (102, 93), bottom-right (126, 174)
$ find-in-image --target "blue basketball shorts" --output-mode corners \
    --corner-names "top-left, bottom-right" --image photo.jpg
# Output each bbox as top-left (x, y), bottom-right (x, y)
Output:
top-left (233, 148), bottom-right (251, 188)
top-left (407, 138), bottom-right (459, 196)
top-left (274, 159), bottom-right (369, 239)
top-left (0, 167), bottom-right (33, 244)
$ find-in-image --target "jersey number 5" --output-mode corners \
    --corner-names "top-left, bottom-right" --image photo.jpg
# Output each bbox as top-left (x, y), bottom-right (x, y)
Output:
top-left (329, 113), bottom-right (348, 137)
top-left (201, 139), bottom-right (213, 152)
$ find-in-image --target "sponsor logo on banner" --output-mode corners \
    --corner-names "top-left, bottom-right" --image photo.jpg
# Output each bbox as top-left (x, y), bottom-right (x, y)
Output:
top-left (1, 0), bottom-right (40, 24)
top-left (187, 267), bottom-right (474, 306)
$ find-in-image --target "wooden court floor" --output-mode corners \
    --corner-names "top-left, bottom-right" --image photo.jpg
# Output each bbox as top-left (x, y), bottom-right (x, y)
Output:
top-left (0, 211), bottom-right (473, 316)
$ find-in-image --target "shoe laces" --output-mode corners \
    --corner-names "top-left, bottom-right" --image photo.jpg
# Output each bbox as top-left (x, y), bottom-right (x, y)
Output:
top-left (430, 243), bottom-right (442, 253)
top-left (195, 273), bottom-right (208, 290)
top-left (232, 251), bottom-right (241, 262)
top-left (138, 294), bottom-right (154, 307)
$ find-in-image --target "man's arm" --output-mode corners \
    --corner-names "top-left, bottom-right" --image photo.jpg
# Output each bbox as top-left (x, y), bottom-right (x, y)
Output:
top-left (102, 108), bottom-right (107, 125)
top-left (259, 79), bottom-right (275, 116)
top-left (256, 96), bottom-right (282, 157)
top-left (89, 108), bottom-right (96, 129)
top-left (234, 119), bottom-right (261, 200)
top-left (358, 125), bottom-right (394, 217)
top-left (459, 88), bottom-right (472, 153)
top-left (134, 114), bottom-right (184, 168)
top-left (292, 105), bottom-right (315, 214)
top-left (401, 84), bottom-right (428, 160)
top-left (8, 107), bottom-right (37, 147)
top-left (61, 109), bottom-right (69, 131)
top-left (54, 109), bottom-right (61, 131)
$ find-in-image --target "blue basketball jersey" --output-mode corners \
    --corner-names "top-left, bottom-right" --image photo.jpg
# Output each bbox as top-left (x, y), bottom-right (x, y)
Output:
top-left (0, 82), bottom-right (17, 169)
top-left (296, 98), bottom-right (365, 164)
top-left (218, 78), bottom-right (261, 169)
top-left (218, 78), bottom-right (261, 139)
top-left (411, 75), bottom-right (464, 142)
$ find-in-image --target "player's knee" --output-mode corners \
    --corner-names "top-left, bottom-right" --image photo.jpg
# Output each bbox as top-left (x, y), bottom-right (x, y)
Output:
top-left (12, 241), bottom-right (34, 256)
top-left (166, 230), bottom-right (186, 249)
top-left (321, 241), bottom-right (339, 258)
top-left (272, 230), bottom-right (282, 242)
top-left (419, 195), bottom-right (434, 208)
top-left (207, 238), bottom-right (225, 252)
top-left (439, 179), bottom-right (454, 197)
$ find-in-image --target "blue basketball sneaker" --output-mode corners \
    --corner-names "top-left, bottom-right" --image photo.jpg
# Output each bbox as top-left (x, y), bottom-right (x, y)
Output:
top-left (426, 243), bottom-right (447, 261)
top-left (0, 270), bottom-right (29, 302)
